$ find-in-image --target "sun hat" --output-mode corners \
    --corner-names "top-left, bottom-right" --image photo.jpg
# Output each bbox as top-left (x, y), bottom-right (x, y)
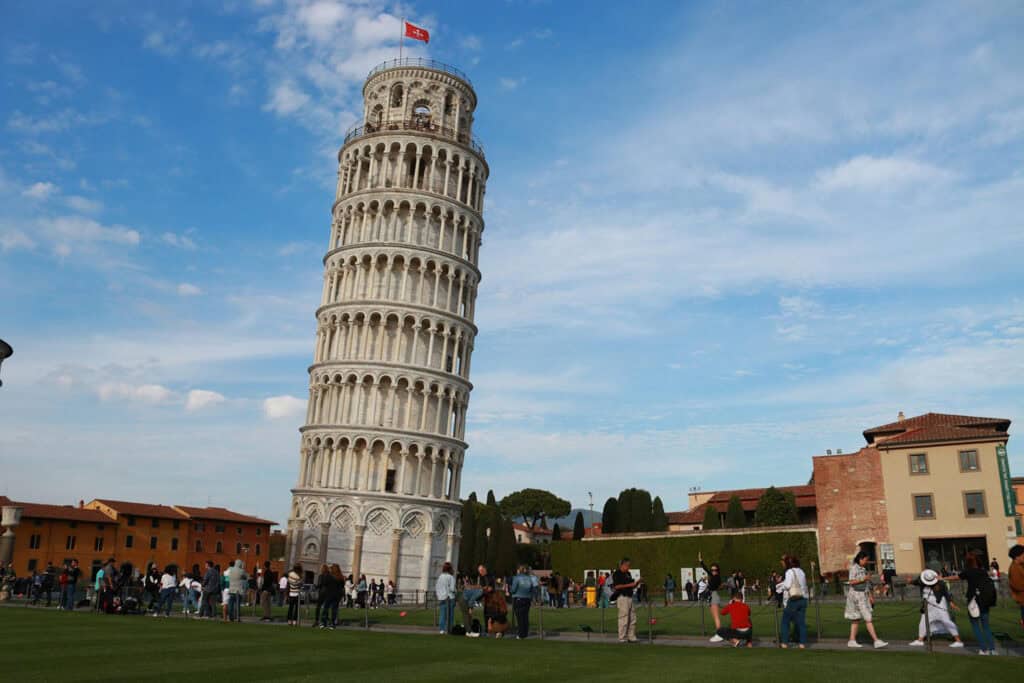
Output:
top-left (919, 569), bottom-right (939, 586)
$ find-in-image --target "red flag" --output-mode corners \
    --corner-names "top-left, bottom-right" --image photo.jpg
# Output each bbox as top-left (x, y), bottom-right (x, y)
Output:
top-left (405, 21), bottom-right (429, 44)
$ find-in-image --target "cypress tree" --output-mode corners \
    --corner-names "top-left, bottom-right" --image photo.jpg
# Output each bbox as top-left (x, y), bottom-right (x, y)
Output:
top-left (631, 489), bottom-right (653, 531)
top-left (459, 497), bottom-right (477, 574)
top-left (701, 504), bottom-right (721, 530)
top-left (572, 511), bottom-right (585, 540)
top-left (601, 497), bottom-right (618, 534)
top-left (725, 495), bottom-right (747, 528)
top-left (486, 490), bottom-right (497, 507)
top-left (617, 489), bottom-right (633, 532)
top-left (551, 522), bottom-right (562, 542)
top-left (651, 496), bottom-right (668, 531)
top-left (495, 518), bottom-right (518, 576)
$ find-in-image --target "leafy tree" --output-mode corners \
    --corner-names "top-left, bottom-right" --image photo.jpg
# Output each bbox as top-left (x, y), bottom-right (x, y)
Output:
top-left (484, 493), bottom-right (501, 569)
top-left (459, 497), bottom-right (477, 574)
top-left (540, 516), bottom-right (549, 530)
top-left (495, 518), bottom-right (518, 575)
top-left (486, 490), bottom-right (497, 507)
top-left (498, 488), bottom-right (571, 529)
top-left (701, 504), bottom-right (722, 530)
top-left (601, 497), bottom-right (618, 534)
top-left (651, 496), bottom-right (668, 531)
top-left (754, 487), bottom-right (799, 527)
top-left (551, 522), bottom-right (562, 542)
top-left (572, 511), bottom-right (585, 540)
top-left (617, 489), bottom-right (634, 531)
top-left (725, 495), bottom-right (747, 528)
top-left (631, 489), bottom-right (653, 532)
top-left (468, 491), bottom-right (478, 503)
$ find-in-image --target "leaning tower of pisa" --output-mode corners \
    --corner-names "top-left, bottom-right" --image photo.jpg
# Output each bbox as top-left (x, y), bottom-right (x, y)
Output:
top-left (286, 58), bottom-right (487, 597)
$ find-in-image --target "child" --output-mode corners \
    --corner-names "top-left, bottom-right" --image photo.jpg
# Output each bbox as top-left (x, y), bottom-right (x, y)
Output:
top-left (909, 569), bottom-right (964, 648)
top-left (716, 589), bottom-right (753, 647)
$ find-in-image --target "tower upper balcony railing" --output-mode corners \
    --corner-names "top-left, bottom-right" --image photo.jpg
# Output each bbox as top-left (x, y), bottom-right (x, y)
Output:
top-left (343, 118), bottom-right (485, 158)
top-left (366, 58), bottom-right (473, 88)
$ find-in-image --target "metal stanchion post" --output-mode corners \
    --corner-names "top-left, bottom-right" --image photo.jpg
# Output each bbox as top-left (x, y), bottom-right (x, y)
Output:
top-left (364, 593), bottom-right (369, 629)
top-left (815, 591), bottom-right (822, 641)
top-left (601, 602), bottom-right (605, 635)
top-left (539, 597), bottom-right (544, 640)
top-left (700, 597), bottom-right (706, 636)
top-left (923, 595), bottom-right (932, 653)
top-left (297, 592), bottom-right (302, 628)
top-left (433, 594), bottom-right (438, 627)
top-left (647, 599), bottom-right (653, 644)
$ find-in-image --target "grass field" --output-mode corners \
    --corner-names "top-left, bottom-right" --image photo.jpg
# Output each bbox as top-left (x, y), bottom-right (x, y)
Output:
top-left (1, 607), bottom-right (1020, 682)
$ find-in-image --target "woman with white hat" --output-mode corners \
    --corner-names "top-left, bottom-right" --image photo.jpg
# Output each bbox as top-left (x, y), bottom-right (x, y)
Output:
top-left (909, 568), bottom-right (963, 648)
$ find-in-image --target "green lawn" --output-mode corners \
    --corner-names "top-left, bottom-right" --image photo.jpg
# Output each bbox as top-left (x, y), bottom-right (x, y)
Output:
top-left (273, 598), bottom-right (1023, 644)
top-left (0, 607), bottom-right (1020, 682)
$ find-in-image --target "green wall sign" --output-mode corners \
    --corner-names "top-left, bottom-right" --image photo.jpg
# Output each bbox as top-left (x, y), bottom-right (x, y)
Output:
top-left (996, 444), bottom-right (1014, 517)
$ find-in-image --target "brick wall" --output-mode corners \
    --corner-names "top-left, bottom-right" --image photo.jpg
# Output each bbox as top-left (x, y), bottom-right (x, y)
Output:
top-left (812, 447), bottom-right (889, 573)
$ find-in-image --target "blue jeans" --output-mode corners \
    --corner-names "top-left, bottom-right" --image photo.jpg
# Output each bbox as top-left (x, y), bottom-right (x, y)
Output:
top-left (463, 588), bottom-right (483, 607)
top-left (228, 592), bottom-right (242, 621)
top-left (158, 587), bottom-right (175, 616)
top-left (969, 609), bottom-right (995, 651)
top-left (780, 597), bottom-right (808, 645)
top-left (184, 589), bottom-right (199, 612)
top-left (61, 585), bottom-right (77, 610)
top-left (439, 597), bottom-right (455, 633)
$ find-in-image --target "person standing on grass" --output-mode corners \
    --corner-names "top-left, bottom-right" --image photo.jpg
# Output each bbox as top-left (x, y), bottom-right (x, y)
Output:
top-left (313, 564), bottom-right (329, 626)
top-left (951, 552), bottom-right (997, 655)
top-left (200, 560), bottom-right (219, 619)
top-left (319, 564), bottom-right (343, 629)
top-left (278, 573), bottom-right (288, 607)
top-left (909, 569), bottom-right (963, 648)
top-left (611, 558), bottom-right (638, 643)
top-left (436, 561), bottom-right (457, 635)
top-left (1006, 544), bottom-right (1024, 630)
top-left (259, 561), bottom-right (277, 622)
top-left (700, 553), bottom-right (726, 642)
top-left (776, 555), bottom-right (808, 649)
top-left (63, 559), bottom-right (81, 611)
top-left (227, 559), bottom-right (248, 622)
top-left (509, 565), bottom-right (533, 640)
top-left (664, 573), bottom-right (676, 606)
top-left (144, 563), bottom-right (161, 613)
top-left (155, 565), bottom-right (177, 617)
top-left (715, 589), bottom-right (753, 647)
top-left (845, 551), bottom-right (888, 649)
top-left (286, 564), bottom-right (303, 626)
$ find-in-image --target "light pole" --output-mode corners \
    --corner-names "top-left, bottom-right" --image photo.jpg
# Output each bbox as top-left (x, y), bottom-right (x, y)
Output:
top-left (0, 339), bottom-right (11, 387)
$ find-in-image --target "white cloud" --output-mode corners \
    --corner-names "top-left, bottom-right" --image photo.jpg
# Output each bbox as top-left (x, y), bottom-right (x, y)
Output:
top-left (498, 77), bottom-right (525, 91)
top-left (65, 195), bottom-right (103, 213)
top-left (177, 283), bottom-right (202, 296)
top-left (296, 1), bottom-right (351, 43)
top-left (185, 389), bottom-right (226, 412)
top-left (22, 181), bottom-right (57, 200)
top-left (263, 395), bottom-right (306, 419)
top-left (1, 231), bottom-right (35, 250)
top-left (461, 35), bottom-right (482, 51)
top-left (265, 81), bottom-right (311, 116)
top-left (48, 216), bottom-right (140, 247)
top-left (815, 155), bottom-right (955, 191)
top-left (97, 382), bottom-right (173, 404)
top-left (161, 231), bottom-right (197, 250)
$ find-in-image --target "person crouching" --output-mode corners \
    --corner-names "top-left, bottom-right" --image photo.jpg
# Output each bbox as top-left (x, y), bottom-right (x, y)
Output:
top-left (715, 589), bottom-right (753, 647)
top-left (909, 569), bottom-right (964, 648)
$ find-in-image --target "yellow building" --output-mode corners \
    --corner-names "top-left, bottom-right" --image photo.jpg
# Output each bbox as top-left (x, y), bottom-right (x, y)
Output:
top-left (865, 412), bottom-right (1017, 574)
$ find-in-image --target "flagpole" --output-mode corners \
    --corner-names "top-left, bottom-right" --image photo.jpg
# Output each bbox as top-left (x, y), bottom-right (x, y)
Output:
top-left (399, 16), bottom-right (404, 60)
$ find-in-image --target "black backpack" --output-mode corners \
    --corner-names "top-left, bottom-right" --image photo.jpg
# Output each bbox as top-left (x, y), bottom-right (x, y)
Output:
top-left (976, 579), bottom-right (997, 608)
top-left (450, 624), bottom-right (466, 636)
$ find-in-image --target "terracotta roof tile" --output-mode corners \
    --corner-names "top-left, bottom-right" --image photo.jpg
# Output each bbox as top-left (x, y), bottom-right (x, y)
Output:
top-left (173, 505), bottom-right (276, 526)
top-left (863, 413), bottom-right (1010, 447)
top-left (4, 500), bottom-right (113, 523)
top-left (90, 499), bottom-right (190, 520)
top-left (668, 485), bottom-right (816, 523)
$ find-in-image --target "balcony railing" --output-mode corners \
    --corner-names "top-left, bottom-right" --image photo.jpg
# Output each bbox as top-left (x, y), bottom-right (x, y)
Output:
top-left (343, 118), bottom-right (485, 158)
top-left (366, 58), bottom-right (472, 87)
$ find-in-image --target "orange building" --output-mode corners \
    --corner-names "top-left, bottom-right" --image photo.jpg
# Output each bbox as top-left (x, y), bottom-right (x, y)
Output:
top-left (175, 506), bottom-right (275, 572)
top-left (0, 496), bottom-right (114, 578)
top-left (84, 499), bottom-right (191, 572)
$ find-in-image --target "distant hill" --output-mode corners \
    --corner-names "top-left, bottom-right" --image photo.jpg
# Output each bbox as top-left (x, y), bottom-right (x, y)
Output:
top-left (546, 508), bottom-right (601, 529)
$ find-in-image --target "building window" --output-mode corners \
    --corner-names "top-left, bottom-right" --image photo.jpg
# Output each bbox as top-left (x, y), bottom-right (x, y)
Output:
top-left (94, 537), bottom-right (104, 552)
top-left (33, 519), bottom-right (42, 527)
top-left (172, 520), bottom-right (180, 530)
top-left (215, 541), bottom-right (223, 553)
top-left (125, 535), bottom-right (134, 548)
top-left (385, 469), bottom-right (396, 492)
top-left (96, 524), bottom-right (104, 531)
top-left (195, 522), bottom-right (205, 532)
top-left (913, 494), bottom-right (935, 519)
top-left (66, 536), bottom-right (76, 551)
top-left (171, 538), bottom-right (179, 551)
top-left (959, 450), bottom-right (980, 472)
top-left (149, 536), bottom-right (157, 550)
top-left (27, 559), bottom-right (38, 572)
top-left (126, 516), bottom-right (136, 527)
top-left (1016, 518), bottom-right (1023, 537)
top-left (29, 534), bottom-right (41, 549)
top-left (256, 528), bottom-right (262, 536)
top-left (908, 453), bottom-right (928, 474)
top-left (964, 492), bottom-right (986, 517)
top-left (195, 540), bottom-right (203, 552)
top-left (152, 519), bottom-right (160, 528)
top-left (235, 543), bottom-right (242, 554)
top-left (237, 527), bottom-right (243, 535)
top-left (255, 544), bottom-right (261, 556)
top-left (215, 524), bottom-right (225, 533)
top-left (69, 522), bottom-right (77, 529)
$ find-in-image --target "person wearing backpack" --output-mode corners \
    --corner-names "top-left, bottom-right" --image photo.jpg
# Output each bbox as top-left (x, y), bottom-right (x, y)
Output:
top-left (954, 551), bottom-right (997, 655)
top-left (776, 554), bottom-right (808, 649)
top-left (908, 569), bottom-right (963, 648)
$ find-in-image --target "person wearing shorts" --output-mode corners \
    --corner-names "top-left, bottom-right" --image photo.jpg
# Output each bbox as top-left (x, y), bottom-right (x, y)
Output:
top-left (845, 551), bottom-right (887, 648)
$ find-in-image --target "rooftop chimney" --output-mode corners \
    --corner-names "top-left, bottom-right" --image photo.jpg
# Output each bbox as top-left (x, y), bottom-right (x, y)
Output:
top-left (78, 499), bottom-right (84, 508)
top-left (897, 411), bottom-right (905, 422)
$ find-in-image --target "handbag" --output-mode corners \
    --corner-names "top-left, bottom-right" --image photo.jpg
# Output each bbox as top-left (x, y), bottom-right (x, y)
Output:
top-left (967, 594), bottom-right (980, 618)
top-left (787, 571), bottom-right (804, 599)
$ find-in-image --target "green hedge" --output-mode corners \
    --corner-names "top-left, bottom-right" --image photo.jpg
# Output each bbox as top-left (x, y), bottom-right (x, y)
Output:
top-left (550, 531), bottom-right (818, 585)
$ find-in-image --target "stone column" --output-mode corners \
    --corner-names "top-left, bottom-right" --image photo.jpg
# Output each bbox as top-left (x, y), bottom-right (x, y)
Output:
top-left (419, 531), bottom-right (435, 596)
top-left (445, 532), bottom-right (456, 564)
top-left (388, 529), bottom-right (403, 585)
top-left (351, 525), bottom-right (366, 578)
top-left (318, 522), bottom-right (331, 566)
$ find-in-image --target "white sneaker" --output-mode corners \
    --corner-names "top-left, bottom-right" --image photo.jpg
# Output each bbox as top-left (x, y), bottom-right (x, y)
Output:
top-left (949, 642), bottom-right (964, 648)
top-left (847, 641), bottom-right (862, 648)
top-left (988, 650), bottom-right (998, 656)
top-left (978, 650), bottom-right (989, 656)
top-left (873, 640), bottom-right (888, 649)
top-left (909, 640), bottom-right (924, 647)
top-left (709, 634), bottom-right (724, 643)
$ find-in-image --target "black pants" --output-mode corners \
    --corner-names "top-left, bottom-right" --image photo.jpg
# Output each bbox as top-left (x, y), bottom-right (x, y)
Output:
top-left (314, 599), bottom-right (323, 623)
top-left (513, 598), bottom-right (530, 639)
top-left (287, 596), bottom-right (299, 622)
top-left (321, 597), bottom-right (340, 625)
top-left (716, 626), bottom-right (752, 643)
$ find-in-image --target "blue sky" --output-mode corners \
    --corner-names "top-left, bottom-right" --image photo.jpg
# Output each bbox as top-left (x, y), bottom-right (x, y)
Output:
top-left (1, 1), bottom-right (1022, 525)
